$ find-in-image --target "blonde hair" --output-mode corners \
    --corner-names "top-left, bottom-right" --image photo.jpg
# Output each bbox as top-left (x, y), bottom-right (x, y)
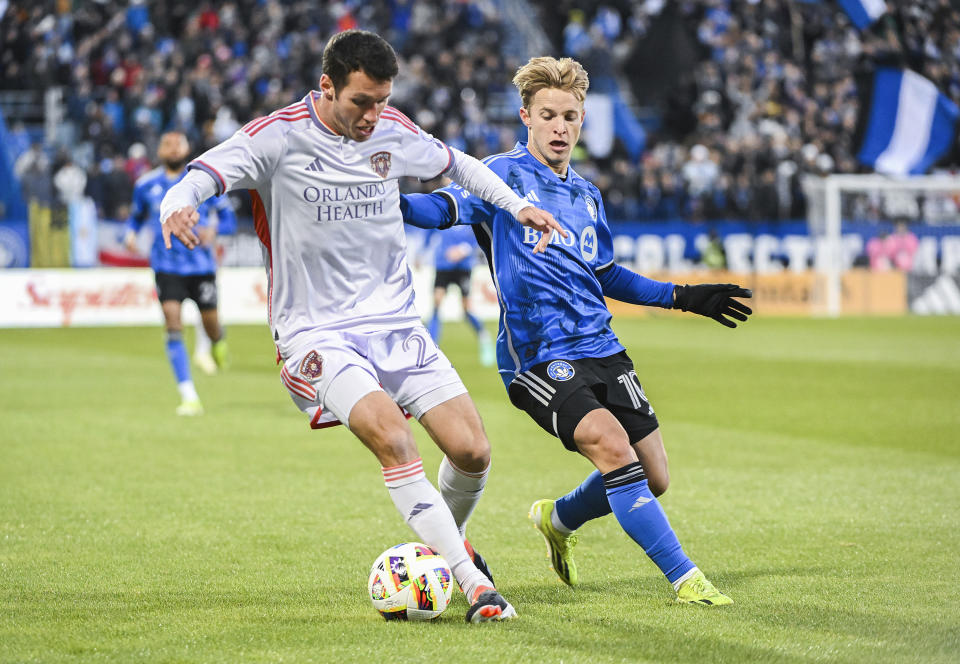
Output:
top-left (512, 56), bottom-right (589, 109)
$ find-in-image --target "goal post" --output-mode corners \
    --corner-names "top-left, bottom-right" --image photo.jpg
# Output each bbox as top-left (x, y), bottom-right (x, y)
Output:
top-left (803, 173), bottom-right (960, 316)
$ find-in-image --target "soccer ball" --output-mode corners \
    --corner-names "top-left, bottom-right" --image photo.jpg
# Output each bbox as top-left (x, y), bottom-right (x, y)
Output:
top-left (368, 542), bottom-right (453, 621)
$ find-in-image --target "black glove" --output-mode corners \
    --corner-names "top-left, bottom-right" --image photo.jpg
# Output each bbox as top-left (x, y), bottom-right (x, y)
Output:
top-left (673, 283), bottom-right (753, 328)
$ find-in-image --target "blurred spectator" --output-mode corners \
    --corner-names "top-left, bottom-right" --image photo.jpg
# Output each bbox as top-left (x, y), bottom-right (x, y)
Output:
top-left (125, 143), bottom-right (151, 183)
top-left (52, 156), bottom-right (87, 205)
top-left (866, 221), bottom-right (920, 272)
top-left (5, 121), bottom-right (31, 163)
top-left (701, 229), bottom-right (727, 270)
top-left (86, 156), bottom-right (132, 220)
top-left (3, 0), bottom-right (960, 227)
top-left (14, 143), bottom-right (52, 204)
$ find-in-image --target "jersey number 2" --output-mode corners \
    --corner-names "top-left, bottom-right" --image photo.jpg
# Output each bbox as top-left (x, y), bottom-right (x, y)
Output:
top-left (403, 333), bottom-right (438, 368)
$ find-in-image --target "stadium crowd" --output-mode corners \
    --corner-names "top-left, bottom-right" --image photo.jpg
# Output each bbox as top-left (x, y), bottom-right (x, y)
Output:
top-left (4, 0), bottom-right (960, 225)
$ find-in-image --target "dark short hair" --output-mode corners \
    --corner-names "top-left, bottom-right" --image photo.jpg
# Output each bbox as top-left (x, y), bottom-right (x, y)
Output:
top-left (322, 30), bottom-right (399, 92)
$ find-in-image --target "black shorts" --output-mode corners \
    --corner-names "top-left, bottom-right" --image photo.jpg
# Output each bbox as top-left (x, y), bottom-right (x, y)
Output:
top-left (507, 351), bottom-right (659, 452)
top-left (434, 269), bottom-right (472, 296)
top-left (154, 271), bottom-right (218, 310)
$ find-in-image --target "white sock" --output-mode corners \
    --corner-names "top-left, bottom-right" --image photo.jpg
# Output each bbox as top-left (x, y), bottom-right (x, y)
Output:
top-left (672, 567), bottom-right (700, 591)
top-left (194, 322), bottom-right (212, 356)
top-left (437, 456), bottom-right (489, 538)
top-left (177, 380), bottom-right (199, 402)
top-left (382, 458), bottom-right (490, 599)
top-left (551, 507), bottom-right (574, 534)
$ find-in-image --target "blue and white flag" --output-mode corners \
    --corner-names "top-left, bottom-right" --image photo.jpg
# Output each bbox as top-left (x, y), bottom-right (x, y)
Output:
top-left (858, 68), bottom-right (959, 176)
top-left (837, 0), bottom-right (886, 30)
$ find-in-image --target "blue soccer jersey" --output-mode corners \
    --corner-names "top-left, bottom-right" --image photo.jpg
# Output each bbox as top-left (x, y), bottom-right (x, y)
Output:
top-left (425, 143), bottom-right (673, 387)
top-left (432, 224), bottom-right (477, 272)
top-left (126, 168), bottom-right (236, 274)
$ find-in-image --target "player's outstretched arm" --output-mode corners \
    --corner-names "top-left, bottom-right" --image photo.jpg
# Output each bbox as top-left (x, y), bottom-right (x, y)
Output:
top-left (159, 169), bottom-right (219, 250)
top-left (399, 193), bottom-right (455, 229)
top-left (672, 283), bottom-right (753, 328)
top-left (596, 263), bottom-right (675, 308)
top-left (162, 207), bottom-right (200, 249)
top-left (445, 148), bottom-right (566, 253)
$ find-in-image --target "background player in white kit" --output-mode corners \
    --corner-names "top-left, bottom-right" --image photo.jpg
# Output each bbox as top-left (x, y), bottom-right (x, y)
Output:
top-left (160, 30), bottom-right (563, 622)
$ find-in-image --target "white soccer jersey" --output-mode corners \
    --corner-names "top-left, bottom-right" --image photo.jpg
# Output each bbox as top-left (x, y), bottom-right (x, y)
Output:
top-left (188, 92), bottom-right (455, 358)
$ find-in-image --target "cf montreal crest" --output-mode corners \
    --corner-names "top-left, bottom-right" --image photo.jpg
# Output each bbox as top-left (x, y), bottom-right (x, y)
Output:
top-left (370, 151), bottom-right (392, 178)
top-left (584, 196), bottom-right (598, 221)
top-left (546, 360), bottom-right (575, 381)
top-left (299, 350), bottom-right (323, 379)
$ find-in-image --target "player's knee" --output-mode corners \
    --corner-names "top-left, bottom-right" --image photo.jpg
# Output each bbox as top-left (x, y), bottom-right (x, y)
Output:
top-left (455, 435), bottom-right (491, 472)
top-left (359, 422), bottom-right (418, 466)
top-left (375, 433), bottom-right (419, 467)
top-left (575, 424), bottom-right (634, 469)
top-left (596, 434), bottom-right (634, 468)
top-left (449, 422), bottom-right (490, 472)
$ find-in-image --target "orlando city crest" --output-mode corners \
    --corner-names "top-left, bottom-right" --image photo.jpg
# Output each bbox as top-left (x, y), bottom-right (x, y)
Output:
top-left (370, 151), bottom-right (392, 178)
top-left (299, 350), bottom-right (323, 379)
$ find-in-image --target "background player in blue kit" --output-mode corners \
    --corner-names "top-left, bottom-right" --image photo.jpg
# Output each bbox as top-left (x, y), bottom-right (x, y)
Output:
top-left (400, 56), bottom-right (752, 605)
top-left (427, 224), bottom-right (496, 366)
top-left (124, 131), bottom-right (237, 416)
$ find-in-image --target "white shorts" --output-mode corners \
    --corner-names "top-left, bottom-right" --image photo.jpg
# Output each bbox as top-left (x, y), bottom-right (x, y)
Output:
top-left (279, 326), bottom-right (467, 430)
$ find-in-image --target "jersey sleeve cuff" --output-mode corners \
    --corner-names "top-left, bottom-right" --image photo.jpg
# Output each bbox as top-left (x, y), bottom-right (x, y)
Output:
top-left (188, 160), bottom-right (226, 196)
top-left (437, 190), bottom-right (459, 229)
top-left (595, 259), bottom-right (615, 274)
top-left (435, 143), bottom-right (456, 180)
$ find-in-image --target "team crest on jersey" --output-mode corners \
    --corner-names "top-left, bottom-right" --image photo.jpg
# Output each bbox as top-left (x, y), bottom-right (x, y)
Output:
top-left (546, 360), bottom-right (575, 381)
top-left (370, 151), bottom-right (392, 178)
top-left (584, 196), bottom-right (598, 221)
top-left (299, 350), bottom-right (323, 379)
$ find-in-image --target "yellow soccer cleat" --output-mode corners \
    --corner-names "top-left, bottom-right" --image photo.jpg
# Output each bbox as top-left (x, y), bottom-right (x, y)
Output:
top-left (176, 399), bottom-right (204, 417)
top-left (528, 499), bottom-right (578, 586)
top-left (211, 339), bottom-right (230, 370)
top-left (675, 570), bottom-right (733, 606)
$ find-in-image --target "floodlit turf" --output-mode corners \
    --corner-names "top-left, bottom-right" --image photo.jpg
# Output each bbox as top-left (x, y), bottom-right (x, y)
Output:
top-left (2, 315), bottom-right (959, 663)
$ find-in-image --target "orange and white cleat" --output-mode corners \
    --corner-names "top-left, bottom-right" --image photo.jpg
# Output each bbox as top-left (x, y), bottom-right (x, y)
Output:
top-left (463, 538), bottom-right (495, 587)
top-left (465, 586), bottom-right (517, 623)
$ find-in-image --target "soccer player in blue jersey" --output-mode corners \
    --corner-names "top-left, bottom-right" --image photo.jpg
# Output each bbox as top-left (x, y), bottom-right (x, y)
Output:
top-left (427, 224), bottom-right (496, 366)
top-left (125, 131), bottom-right (237, 416)
top-left (400, 57), bottom-right (752, 605)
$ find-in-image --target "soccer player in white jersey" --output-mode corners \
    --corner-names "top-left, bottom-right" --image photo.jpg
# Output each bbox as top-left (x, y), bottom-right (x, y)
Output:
top-left (159, 30), bottom-right (564, 623)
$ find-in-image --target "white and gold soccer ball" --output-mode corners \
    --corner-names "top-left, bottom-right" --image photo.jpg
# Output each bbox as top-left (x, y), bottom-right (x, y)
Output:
top-left (367, 542), bottom-right (453, 621)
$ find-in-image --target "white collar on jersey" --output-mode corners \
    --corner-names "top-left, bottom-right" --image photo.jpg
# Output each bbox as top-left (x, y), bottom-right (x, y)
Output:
top-left (306, 91), bottom-right (339, 136)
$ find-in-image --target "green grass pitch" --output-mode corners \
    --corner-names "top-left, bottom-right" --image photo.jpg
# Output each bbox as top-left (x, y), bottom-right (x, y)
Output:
top-left (2, 315), bottom-right (959, 663)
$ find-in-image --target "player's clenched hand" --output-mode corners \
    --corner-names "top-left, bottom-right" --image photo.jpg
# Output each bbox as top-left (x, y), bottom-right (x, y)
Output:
top-left (516, 206), bottom-right (568, 254)
top-left (673, 283), bottom-right (753, 328)
top-left (162, 206), bottom-right (201, 249)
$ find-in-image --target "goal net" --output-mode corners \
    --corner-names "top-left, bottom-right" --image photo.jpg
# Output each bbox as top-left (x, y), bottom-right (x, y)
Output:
top-left (802, 173), bottom-right (960, 316)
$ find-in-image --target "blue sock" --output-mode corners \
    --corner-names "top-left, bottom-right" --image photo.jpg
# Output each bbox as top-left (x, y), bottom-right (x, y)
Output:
top-left (165, 332), bottom-right (191, 383)
top-left (428, 312), bottom-right (441, 342)
top-left (465, 310), bottom-right (484, 334)
top-left (554, 470), bottom-right (611, 530)
top-left (603, 462), bottom-right (695, 584)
